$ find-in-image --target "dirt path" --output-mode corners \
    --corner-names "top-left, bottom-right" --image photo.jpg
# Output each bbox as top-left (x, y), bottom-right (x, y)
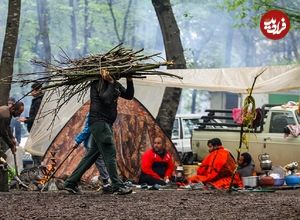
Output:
top-left (0, 189), bottom-right (299, 219)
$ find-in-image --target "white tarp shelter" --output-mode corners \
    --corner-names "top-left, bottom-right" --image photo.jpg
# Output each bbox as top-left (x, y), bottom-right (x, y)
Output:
top-left (24, 65), bottom-right (300, 156)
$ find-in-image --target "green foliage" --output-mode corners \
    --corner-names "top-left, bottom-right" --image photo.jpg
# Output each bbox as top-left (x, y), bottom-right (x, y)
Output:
top-left (7, 167), bottom-right (16, 184)
top-left (222, 0), bottom-right (300, 29)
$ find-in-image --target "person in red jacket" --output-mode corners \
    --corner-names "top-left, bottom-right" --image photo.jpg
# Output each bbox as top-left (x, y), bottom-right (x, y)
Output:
top-left (139, 136), bottom-right (175, 185)
top-left (188, 138), bottom-right (243, 189)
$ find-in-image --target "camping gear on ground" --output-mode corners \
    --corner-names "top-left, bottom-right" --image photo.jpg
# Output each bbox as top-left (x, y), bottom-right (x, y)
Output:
top-left (285, 175), bottom-right (300, 186)
top-left (259, 175), bottom-right (274, 187)
top-left (269, 172), bottom-right (285, 186)
top-left (242, 176), bottom-right (259, 188)
top-left (269, 166), bottom-right (285, 178)
top-left (273, 178), bottom-right (285, 186)
top-left (175, 166), bottom-right (183, 179)
top-left (183, 164), bottom-right (199, 178)
top-left (176, 166), bottom-right (184, 178)
top-left (175, 166), bottom-right (186, 183)
top-left (284, 162), bottom-right (298, 175)
top-left (258, 153), bottom-right (272, 171)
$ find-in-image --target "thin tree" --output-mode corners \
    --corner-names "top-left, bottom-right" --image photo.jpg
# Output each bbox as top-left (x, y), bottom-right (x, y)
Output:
top-left (0, 0), bottom-right (21, 105)
top-left (83, 0), bottom-right (89, 55)
top-left (69, 0), bottom-right (78, 57)
top-left (107, 0), bottom-right (133, 44)
top-left (36, 0), bottom-right (51, 64)
top-left (152, 0), bottom-right (187, 138)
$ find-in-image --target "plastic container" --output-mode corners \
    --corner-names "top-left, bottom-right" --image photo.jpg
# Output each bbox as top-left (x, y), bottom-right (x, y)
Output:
top-left (285, 175), bottom-right (300, 186)
top-left (242, 176), bottom-right (259, 188)
top-left (273, 178), bottom-right (285, 186)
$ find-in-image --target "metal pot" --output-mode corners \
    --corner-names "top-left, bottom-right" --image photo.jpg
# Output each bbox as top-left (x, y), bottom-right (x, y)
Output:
top-left (258, 153), bottom-right (272, 170)
top-left (242, 176), bottom-right (259, 188)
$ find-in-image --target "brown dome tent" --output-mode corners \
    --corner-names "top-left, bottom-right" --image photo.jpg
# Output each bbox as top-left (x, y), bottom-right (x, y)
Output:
top-left (42, 98), bottom-right (180, 183)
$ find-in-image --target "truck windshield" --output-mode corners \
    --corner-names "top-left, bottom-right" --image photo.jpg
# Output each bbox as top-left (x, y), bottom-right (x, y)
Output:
top-left (182, 118), bottom-right (201, 138)
top-left (269, 111), bottom-right (295, 133)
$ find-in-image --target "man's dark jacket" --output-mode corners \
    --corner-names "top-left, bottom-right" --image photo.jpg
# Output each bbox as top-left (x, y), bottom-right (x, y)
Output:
top-left (26, 94), bottom-right (43, 132)
top-left (89, 79), bottom-right (134, 126)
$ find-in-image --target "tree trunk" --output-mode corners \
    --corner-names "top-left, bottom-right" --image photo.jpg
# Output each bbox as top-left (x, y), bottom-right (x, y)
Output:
top-left (152, 0), bottom-right (186, 138)
top-left (0, 0), bottom-right (21, 105)
top-left (241, 31), bottom-right (255, 66)
top-left (69, 0), bottom-right (78, 57)
top-left (36, 0), bottom-right (51, 63)
top-left (191, 89), bottom-right (197, 114)
top-left (224, 16), bottom-right (233, 67)
top-left (289, 32), bottom-right (300, 61)
top-left (83, 0), bottom-right (89, 55)
top-left (107, 0), bottom-right (133, 44)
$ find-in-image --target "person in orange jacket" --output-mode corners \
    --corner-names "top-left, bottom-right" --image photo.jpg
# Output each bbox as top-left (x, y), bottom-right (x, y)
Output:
top-left (189, 138), bottom-right (243, 189)
top-left (139, 136), bottom-right (175, 186)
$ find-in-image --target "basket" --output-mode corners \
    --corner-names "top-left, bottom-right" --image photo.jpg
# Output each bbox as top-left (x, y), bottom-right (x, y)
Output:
top-left (183, 165), bottom-right (199, 178)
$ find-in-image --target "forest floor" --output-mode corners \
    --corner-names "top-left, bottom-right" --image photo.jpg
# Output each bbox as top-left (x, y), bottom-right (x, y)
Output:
top-left (0, 187), bottom-right (299, 220)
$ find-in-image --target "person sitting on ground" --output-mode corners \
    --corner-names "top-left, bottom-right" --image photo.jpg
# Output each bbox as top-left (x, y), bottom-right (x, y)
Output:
top-left (237, 152), bottom-right (256, 177)
top-left (139, 136), bottom-right (175, 186)
top-left (0, 102), bottom-right (24, 159)
top-left (188, 138), bottom-right (243, 189)
top-left (74, 113), bottom-right (111, 190)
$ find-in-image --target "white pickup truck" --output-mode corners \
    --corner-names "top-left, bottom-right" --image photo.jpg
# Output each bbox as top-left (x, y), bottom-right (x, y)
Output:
top-left (172, 114), bottom-right (202, 154)
top-left (191, 103), bottom-right (300, 170)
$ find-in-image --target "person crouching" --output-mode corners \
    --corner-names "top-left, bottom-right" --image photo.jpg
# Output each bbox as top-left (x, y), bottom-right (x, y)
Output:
top-left (139, 136), bottom-right (175, 186)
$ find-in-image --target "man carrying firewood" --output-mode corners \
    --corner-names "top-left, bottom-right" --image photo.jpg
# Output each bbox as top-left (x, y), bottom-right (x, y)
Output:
top-left (64, 69), bottom-right (134, 195)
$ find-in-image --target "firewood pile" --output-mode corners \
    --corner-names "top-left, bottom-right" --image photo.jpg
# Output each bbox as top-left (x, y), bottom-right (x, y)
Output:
top-left (8, 166), bottom-right (62, 191)
top-left (1, 45), bottom-right (182, 125)
top-left (6, 44), bottom-right (181, 93)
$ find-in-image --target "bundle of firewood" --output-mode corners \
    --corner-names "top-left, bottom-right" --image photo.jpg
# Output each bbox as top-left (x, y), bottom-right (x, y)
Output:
top-left (2, 45), bottom-right (181, 126)
top-left (8, 44), bottom-right (181, 91)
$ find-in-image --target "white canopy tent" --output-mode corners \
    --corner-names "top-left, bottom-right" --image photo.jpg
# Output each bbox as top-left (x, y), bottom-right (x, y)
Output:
top-left (136, 64), bottom-right (300, 93)
top-left (24, 64), bottom-right (300, 156)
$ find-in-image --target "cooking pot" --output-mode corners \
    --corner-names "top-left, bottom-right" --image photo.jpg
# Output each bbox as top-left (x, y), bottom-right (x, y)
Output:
top-left (259, 175), bottom-right (274, 187)
top-left (258, 153), bottom-right (272, 170)
top-left (285, 175), bottom-right (300, 186)
top-left (242, 176), bottom-right (259, 188)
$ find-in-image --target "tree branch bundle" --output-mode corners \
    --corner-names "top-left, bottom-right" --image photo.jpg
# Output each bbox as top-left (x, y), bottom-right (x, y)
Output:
top-left (1, 45), bottom-right (182, 128)
top-left (6, 44), bottom-right (181, 89)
